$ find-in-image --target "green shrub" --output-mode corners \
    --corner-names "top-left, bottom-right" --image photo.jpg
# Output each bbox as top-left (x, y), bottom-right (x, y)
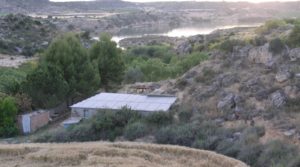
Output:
top-left (124, 47), bottom-right (208, 82)
top-left (256, 20), bottom-right (287, 35)
top-left (145, 111), bottom-right (172, 126)
top-left (250, 36), bottom-right (267, 46)
top-left (178, 110), bottom-right (193, 123)
top-left (257, 140), bottom-right (299, 167)
top-left (219, 39), bottom-right (245, 53)
top-left (236, 143), bottom-right (263, 166)
top-left (269, 38), bottom-right (285, 54)
top-left (287, 25), bottom-right (300, 48)
top-left (35, 108), bottom-right (142, 142)
top-left (0, 97), bottom-right (19, 138)
top-left (155, 124), bottom-right (197, 146)
top-left (124, 67), bottom-right (144, 83)
top-left (124, 121), bottom-right (148, 141)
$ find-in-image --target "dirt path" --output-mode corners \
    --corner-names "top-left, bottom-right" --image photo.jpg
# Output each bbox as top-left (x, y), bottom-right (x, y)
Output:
top-left (0, 54), bottom-right (37, 68)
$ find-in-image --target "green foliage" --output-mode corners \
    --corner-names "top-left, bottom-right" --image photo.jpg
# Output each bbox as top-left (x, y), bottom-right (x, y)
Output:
top-left (125, 45), bottom-right (174, 63)
top-left (256, 20), bottom-right (287, 35)
top-left (0, 14), bottom-right (57, 56)
top-left (155, 123), bottom-right (197, 147)
top-left (22, 63), bottom-right (69, 108)
top-left (287, 25), bottom-right (300, 48)
top-left (20, 33), bottom-right (101, 109)
top-left (250, 36), bottom-right (267, 46)
top-left (219, 39), bottom-right (245, 53)
top-left (124, 50), bottom-right (208, 82)
top-left (124, 121), bottom-right (148, 141)
top-left (257, 140), bottom-right (299, 167)
top-left (269, 38), bottom-right (285, 54)
top-left (0, 62), bottom-right (35, 94)
top-left (36, 108), bottom-right (142, 142)
top-left (0, 97), bottom-right (18, 138)
top-left (124, 67), bottom-right (144, 83)
top-left (144, 111), bottom-right (173, 126)
top-left (90, 33), bottom-right (125, 90)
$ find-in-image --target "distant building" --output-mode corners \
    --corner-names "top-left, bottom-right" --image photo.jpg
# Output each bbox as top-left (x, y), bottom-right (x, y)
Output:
top-left (18, 110), bottom-right (50, 134)
top-left (70, 93), bottom-right (177, 119)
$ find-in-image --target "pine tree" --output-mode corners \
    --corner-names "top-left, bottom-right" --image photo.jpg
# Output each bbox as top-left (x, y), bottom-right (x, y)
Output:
top-left (90, 33), bottom-right (125, 90)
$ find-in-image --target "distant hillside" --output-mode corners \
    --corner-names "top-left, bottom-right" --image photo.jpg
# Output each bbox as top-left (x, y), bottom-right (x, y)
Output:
top-left (0, 142), bottom-right (248, 167)
top-left (0, 0), bottom-right (136, 14)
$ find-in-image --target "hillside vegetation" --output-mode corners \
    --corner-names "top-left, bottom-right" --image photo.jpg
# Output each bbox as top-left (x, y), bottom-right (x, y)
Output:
top-left (0, 142), bottom-right (248, 167)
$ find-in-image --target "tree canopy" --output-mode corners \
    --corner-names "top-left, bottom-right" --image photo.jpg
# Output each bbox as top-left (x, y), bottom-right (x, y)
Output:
top-left (23, 33), bottom-right (100, 108)
top-left (0, 97), bottom-right (18, 137)
top-left (90, 33), bottom-right (125, 90)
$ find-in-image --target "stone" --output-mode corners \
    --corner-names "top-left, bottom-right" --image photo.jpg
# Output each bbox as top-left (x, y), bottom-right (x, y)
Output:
top-left (176, 41), bottom-right (192, 55)
top-left (288, 48), bottom-right (300, 61)
top-left (217, 93), bottom-right (236, 112)
top-left (215, 118), bottom-right (225, 126)
top-left (270, 91), bottom-right (286, 108)
top-left (275, 70), bottom-right (291, 83)
top-left (283, 129), bottom-right (296, 137)
top-left (233, 132), bottom-right (242, 139)
top-left (220, 74), bottom-right (238, 87)
top-left (284, 86), bottom-right (299, 99)
top-left (248, 44), bottom-right (274, 66)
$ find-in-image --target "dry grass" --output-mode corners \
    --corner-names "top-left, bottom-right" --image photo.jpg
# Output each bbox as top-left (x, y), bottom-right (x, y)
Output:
top-left (0, 142), bottom-right (248, 167)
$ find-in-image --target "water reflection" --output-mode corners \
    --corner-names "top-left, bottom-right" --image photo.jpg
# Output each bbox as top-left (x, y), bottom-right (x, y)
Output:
top-left (95, 24), bottom-right (261, 44)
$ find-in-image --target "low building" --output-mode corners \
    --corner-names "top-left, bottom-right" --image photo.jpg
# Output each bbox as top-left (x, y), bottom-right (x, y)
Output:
top-left (18, 110), bottom-right (50, 134)
top-left (70, 93), bottom-right (177, 119)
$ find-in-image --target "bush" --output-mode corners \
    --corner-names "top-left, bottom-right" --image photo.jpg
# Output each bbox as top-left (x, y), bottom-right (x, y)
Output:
top-left (219, 39), bottom-right (245, 53)
top-left (250, 36), bottom-right (267, 46)
top-left (0, 97), bottom-right (19, 138)
top-left (124, 67), bottom-right (144, 83)
top-left (155, 124), bottom-right (197, 146)
top-left (124, 122), bottom-right (148, 141)
top-left (257, 140), bottom-right (299, 167)
top-left (269, 38), bottom-right (285, 54)
top-left (256, 20), bottom-right (287, 35)
top-left (145, 111), bottom-right (172, 126)
top-left (124, 47), bottom-right (208, 82)
top-left (178, 110), bottom-right (193, 123)
top-left (287, 25), bottom-right (300, 48)
top-left (35, 108), bottom-right (142, 142)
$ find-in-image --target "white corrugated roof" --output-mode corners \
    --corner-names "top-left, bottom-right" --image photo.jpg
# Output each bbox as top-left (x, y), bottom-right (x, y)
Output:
top-left (71, 93), bottom-right (177, 112)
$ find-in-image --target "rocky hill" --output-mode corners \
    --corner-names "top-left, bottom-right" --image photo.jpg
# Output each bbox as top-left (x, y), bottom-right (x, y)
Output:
top-left (0, 14), bottom-right (58, 56)
top-left (0, 0), bottom-right (136, 14)
top-left (122, 22), bottom-right (300, 147)
top-left (0, 142), bottom-right (248, 167)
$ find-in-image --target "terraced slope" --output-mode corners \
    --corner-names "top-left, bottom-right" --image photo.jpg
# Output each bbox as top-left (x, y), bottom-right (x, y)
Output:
top-left (0, 142), bottom-right (248, 167)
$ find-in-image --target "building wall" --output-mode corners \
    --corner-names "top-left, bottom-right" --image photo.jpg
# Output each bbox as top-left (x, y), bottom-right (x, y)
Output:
top-left (71, 107), bottom-right (166, 119)
top-left (18, 111), bottom-right (50, 134)
top-left (72, 108), bottom-right (98, 119)
top-left (30, 111), bottom-right (50, 133)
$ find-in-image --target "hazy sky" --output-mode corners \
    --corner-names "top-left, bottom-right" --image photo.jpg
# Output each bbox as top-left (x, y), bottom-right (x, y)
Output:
top-left (50, 0), bottom-right (299, 2)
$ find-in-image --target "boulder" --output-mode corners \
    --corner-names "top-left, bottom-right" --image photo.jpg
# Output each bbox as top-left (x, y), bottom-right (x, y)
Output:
top-left (270, 91), bottom-right (286, 108)
top-left (248, 44), bottom-right (274, 67)
top-left (284, 86), bottom-right (299, 99)
top-left (275, 70), bottom-right (291, 83)
top-left (283, 129), bottom-right (296, 137)
top-left (217, 93), bottom-right (236, 112)
top-left (288, 48), bottom-right (300, 61)
top-left (176, 41), bottom-right (192, 55)
top-left (232, 45), bottom-right (252, 58)
top-left (217, 74), bottom-right (239, 87)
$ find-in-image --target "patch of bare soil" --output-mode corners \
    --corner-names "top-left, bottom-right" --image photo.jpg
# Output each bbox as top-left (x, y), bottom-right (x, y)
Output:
top-left (0, 54), bottom-right (37, 68)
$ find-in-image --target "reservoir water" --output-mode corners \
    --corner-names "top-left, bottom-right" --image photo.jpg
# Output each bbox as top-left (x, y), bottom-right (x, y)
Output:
top-left (110, 23), bottom-right (261, 43)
